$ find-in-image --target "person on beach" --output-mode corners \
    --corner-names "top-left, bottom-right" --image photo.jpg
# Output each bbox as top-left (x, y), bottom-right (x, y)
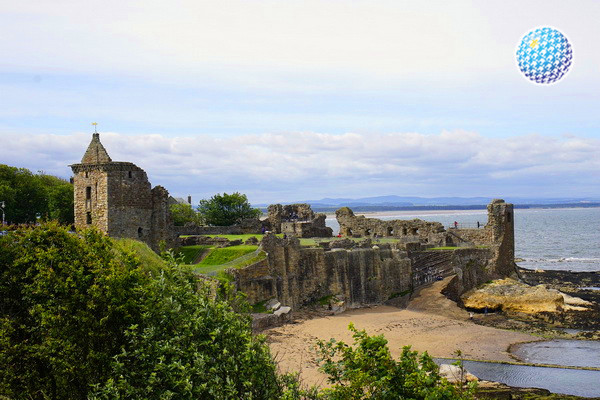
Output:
top-left (454, 221), bottom-right (458, 229)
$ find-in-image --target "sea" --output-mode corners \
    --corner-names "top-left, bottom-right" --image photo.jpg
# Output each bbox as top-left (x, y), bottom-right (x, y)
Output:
top-left (326, 207), bottom-right (600, 396)
top-left (325, 207), bottom-right (600, 272)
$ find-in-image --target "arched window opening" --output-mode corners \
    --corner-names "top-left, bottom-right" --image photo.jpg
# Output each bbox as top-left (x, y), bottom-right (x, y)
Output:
top-left (387, 227), bottom-right (394, 236)
top-left (138, 227), bottom-right (143, 238)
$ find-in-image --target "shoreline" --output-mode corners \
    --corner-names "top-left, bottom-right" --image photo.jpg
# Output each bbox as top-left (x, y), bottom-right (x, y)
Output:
top-left (265, 278), bottom-right (543, 387)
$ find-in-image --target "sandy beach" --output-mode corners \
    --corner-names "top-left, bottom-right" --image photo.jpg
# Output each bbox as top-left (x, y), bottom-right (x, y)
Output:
top-left (266, 277), bottom-right (540, 387)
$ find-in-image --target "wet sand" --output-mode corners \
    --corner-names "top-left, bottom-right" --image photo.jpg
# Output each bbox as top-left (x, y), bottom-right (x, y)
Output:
top-left (265, 277), bottom-right (540, 387)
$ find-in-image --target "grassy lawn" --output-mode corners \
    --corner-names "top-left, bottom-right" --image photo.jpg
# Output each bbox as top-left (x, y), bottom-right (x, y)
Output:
top-left (175, 245), bottom-right (212, 264)
top-left (197, 245), bottom-right (258, 266)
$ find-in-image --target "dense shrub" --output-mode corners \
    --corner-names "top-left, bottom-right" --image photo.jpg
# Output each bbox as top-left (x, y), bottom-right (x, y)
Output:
top-left (316, 324), bottom-right (475, 400)
top-left (0, 223), bottom-right (281, 399)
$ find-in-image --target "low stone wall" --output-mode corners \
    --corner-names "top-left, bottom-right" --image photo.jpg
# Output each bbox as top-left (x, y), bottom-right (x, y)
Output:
top-left (336, 207), bottom-right (445, 242)
top-left (451, 228), bottom-right (490, 246)
top-left (174, 218), bottom-right (266, 236)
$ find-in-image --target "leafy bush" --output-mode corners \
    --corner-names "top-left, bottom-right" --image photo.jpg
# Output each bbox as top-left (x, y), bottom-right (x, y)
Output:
top-left (316, 324), bottom-right (475, 400)
top-left (0, 223), bottom-right (282, 399)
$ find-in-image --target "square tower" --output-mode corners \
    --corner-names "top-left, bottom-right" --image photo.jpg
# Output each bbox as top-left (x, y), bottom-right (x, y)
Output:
top-left (70, 132), bottom-right (172, 250)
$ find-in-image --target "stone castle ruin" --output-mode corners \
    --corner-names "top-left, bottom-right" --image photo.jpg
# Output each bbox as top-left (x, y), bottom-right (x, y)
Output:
top-left (68, 133), bottom-right (516, 320)
top-left (232, 199), bottom-right (515, 312)
top-left (70, 133), bottom-right (175, 251)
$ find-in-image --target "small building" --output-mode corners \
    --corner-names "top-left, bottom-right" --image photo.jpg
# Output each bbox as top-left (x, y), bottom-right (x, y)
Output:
top-left (70, 132), bottom-right (174, 251)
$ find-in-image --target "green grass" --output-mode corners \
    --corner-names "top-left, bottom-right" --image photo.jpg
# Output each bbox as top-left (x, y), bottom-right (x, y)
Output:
top-left (175, 245), bottom-right (211, 264)
top-left (197, 245), bottom-right (258, 266)
top-left (428, 246), bottom-right (459, 251)
top-left (251, 299), bottom-right (273, 314)
top-left (113, 238), bottom-right (168, 274)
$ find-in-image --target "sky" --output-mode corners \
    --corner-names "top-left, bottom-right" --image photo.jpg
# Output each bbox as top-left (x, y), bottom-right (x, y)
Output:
top-left (1, 0), bottom-right (599, 203)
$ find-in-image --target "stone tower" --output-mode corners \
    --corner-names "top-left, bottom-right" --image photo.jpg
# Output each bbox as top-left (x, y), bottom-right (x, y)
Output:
top-left (70, 132), bottom-right (174, 251)
top-left (486, 199), bottom-right (515, 277)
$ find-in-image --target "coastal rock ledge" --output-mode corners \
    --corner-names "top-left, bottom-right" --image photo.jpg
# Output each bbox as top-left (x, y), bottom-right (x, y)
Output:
top-left (461, 278), bottom-right (591, 313)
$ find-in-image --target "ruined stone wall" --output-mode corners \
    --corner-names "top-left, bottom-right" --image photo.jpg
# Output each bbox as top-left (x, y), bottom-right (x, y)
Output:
top-left (150, 186), bottom-right (177, 250)
top-left (233, 234), bottom-right (412, 309)
top-left (450, 228), bottom-right (491, 246)
top-left (105, 164), bottom-right (153, 241)
top-left (233, 199), bottom-right (516, 310)
top-left (173, 218), bottom-right (267, 236)
top-left (336, 207), bottom-right (445, 244)
top-left (267, 203), bottom-right (331, 237)
top-left (281, 214), bottom-right (333, 238)
top-left (408, 250), bottom-right (455, 287)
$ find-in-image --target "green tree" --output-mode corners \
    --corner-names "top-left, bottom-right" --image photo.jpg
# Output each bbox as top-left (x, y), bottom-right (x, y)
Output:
top-left (37, 173), bottom-right (74, 224)
top-left (0, 165), bottom-right (73, 225)
top-left (0, 164), bottom-right (46, 223)
top-left (169, 203), bottom-right (201, 226)
top-left (315, 324), bottom-right (476, 400)
top-left (197, 192), bottom-right (262, 226)
top-left (0, 223), bottom-right (283, 399)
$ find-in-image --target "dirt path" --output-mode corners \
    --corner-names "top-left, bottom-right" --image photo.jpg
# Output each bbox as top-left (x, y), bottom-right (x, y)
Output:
top-left (266, 277), bottom-right (540, 387)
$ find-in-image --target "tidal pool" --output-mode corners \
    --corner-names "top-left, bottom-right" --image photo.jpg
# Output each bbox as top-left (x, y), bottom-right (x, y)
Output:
top-left (436, 359), bottom-right (600, 398)
top-left (512, 339), bottom-right (600, 368)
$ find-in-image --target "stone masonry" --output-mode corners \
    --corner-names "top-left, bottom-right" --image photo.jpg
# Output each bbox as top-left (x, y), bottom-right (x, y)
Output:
top-left (70, 133), bottom-right (175, 251)
top-left (267, 203), bottom-right (333, 237)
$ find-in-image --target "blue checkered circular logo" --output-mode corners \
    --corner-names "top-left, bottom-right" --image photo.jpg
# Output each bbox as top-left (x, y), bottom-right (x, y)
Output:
top-left (516, 27), bottom-right (572, 84)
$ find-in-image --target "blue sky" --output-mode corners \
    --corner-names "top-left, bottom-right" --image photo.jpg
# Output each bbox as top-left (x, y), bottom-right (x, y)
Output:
top-left (1, 1), bottom-right (599, 203)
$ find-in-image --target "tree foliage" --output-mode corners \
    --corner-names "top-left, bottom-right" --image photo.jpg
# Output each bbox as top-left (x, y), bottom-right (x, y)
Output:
top-left (197, 192), bottom-right (262, 226)
top-left (315, 324), bottom-right (476, 400)
top-left (169, 203), bottom-right (202, 226)
top-left (0, 223), bottom-right (282, 399)
top-left (0, 164), bottom-right (74, 225)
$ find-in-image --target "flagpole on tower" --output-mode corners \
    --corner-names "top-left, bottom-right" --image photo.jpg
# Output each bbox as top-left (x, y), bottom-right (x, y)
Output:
top-left (92, 122), bottom-right (98, 133)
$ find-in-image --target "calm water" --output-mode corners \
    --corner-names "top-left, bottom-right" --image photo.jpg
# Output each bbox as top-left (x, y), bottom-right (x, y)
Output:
top-left (435, 359), bottom-right (600, 398)
top-left (512, 340), bottom-right (600, 368)
top-left (325, 207), bottom-right (600, 272)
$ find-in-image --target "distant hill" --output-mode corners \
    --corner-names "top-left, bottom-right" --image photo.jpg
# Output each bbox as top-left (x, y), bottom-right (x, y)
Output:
top-left (254, 195), bottom-right (600, 212)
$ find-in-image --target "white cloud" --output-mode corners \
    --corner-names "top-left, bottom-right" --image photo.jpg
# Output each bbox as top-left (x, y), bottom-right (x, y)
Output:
top-left (2, 1), bottom-right (600, 89)
top-left (1, 130), bottom-right (598, 202)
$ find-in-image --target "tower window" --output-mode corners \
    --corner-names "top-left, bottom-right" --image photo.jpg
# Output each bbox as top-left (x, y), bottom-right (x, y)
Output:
top-left (86, 186), bottom-right (92, 200)
top-left (85, 171), bottom-right (89, 178)
top-left (507, 212), bottom-right (512, 223)
top-left (137, 227), bottom-right (143, 238)
top-left (86, 212), bottom-right (92, 224)
top-left (128, 171), bottom-right (132, 178)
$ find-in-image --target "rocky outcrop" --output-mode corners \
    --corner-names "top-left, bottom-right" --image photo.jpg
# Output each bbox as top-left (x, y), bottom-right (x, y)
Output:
top-left (460, 278), bottom-right (591, 313)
